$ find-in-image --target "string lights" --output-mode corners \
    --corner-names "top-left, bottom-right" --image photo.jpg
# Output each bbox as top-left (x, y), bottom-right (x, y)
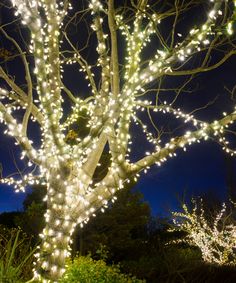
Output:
top-left (172, 199), bottom-right (236, 265)
top-left (0, 0), bottom-right (235, 281)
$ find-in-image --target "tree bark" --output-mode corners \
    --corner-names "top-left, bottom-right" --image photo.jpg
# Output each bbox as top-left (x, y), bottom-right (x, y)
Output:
top-left (33, 171), bottom-right (75, 282)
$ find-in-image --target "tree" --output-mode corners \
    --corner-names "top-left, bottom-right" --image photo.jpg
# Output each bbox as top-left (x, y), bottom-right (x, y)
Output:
top-left (74, 186), bottom-right (150, 263)
top-left (0, 211), bottom-right (21, 228)
top-left (14, 185), bottom-right (46, 241)
top-left (0, 0), bottom-right (235, 281)
top-left (172, 198), bottom-right (236, 265)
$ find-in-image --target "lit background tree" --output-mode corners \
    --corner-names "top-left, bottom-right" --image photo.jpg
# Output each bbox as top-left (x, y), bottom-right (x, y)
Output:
top-left (172, 198), bottom-right (236, 265)
top-left (0, 0), bottom-right (236, 281)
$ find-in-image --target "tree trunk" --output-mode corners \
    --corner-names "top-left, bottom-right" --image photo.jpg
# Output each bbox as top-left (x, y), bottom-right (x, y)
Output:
top-left (34, 210), bottom-right (74, 281)
top-left (33, 170), bottom-right (76, 282)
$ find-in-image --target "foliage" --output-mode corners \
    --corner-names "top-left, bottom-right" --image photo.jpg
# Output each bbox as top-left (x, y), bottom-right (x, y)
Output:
top-left (0, 225), bottom-right (36, 282)
top-left (117, 218), bottom-right (201, 282)
top-left (59, 256), bottom-right (145, 283)
top-left (74, 186), bottom-right (150, 262)
top-left (172, 199), bottom-right (236, 265)
top-left (121, 246), bottom-right (202, 283)
top-left (22, 185), bottom-right (47, 211)
top-left (0, 212), bottom-right (22, 228)
top-left (12, 185), bottom-right (46, 241)
top-left (14, 202), bottom-right (45, 243)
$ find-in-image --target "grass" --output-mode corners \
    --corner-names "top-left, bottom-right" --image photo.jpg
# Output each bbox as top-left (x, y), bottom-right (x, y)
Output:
top-left (0, 226), bottom-right (36, 282)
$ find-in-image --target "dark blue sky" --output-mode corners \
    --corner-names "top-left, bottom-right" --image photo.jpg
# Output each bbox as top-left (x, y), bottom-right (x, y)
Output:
top-left (0, 131), bottom-right (26, 212)
top-left (138, 142), bottom-right (229, 215)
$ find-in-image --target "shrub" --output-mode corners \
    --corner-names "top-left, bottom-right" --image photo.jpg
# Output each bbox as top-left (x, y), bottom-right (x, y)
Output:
top-left (60, 255), bottom-right (145, 283)
top-left (121, 246), bottom-right (202, 282)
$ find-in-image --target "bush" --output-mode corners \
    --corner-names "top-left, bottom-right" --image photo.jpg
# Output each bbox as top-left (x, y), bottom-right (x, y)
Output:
top-left (121, 246), bottom-right (201, 282)
top-left (60, 255), bottom-right (145, 283)
top-left (0, 225), bottom-right (36, 282)
top-left (121, 245), bottom-right (236, 283)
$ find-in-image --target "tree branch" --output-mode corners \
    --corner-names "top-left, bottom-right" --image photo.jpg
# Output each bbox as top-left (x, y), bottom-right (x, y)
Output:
top-left (0, 67), bottom-right (43, 124)
top-left (130, 110), bottom-right (236, 174)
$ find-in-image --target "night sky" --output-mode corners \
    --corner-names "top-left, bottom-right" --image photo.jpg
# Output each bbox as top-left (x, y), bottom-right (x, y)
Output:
top-left (0, 1), bottom-right (236, 217)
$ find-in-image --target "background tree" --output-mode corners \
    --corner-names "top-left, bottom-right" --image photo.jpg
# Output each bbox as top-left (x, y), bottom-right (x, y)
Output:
top-left (0, 211), bottom-right (21, 228)
top-left (14, 185), bottom-right (46, 241)
top-left (0, 0), bottom-right (235, 281)
top-left (172, 198), bottom-right (236, 265)
top-left (74, 185), bottom-right (150, 263)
